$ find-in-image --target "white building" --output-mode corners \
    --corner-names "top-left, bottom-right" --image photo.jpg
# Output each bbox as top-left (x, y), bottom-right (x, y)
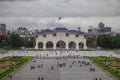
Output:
top-left (35, 27), bottom-right (87, 50)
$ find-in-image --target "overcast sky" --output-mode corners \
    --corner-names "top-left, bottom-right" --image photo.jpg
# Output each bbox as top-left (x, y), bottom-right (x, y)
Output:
top-left (0, 0), bottom-right (120, 32)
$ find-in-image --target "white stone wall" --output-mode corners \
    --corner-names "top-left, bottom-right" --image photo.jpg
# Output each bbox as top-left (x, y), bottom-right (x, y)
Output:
top-left (35, 32), bottom-right (87, 50)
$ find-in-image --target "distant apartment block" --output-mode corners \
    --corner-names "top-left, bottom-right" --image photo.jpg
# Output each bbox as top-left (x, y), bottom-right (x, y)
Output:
top-left (14, 27), bottom-right (35, 37)
top-left (88, 22), bottom-right (111, 33)
top-left (0, 24), bottom-right (6, 36)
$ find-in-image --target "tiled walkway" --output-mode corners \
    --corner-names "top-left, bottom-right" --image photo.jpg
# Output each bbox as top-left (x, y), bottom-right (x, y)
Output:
top-left (11, 58), bottom-right (115, 80)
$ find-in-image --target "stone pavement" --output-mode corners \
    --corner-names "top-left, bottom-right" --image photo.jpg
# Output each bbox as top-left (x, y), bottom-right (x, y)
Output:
top-left (1, 51), bottom-right (119, 80)
top-left (10, 58), bottom-right (115, 80)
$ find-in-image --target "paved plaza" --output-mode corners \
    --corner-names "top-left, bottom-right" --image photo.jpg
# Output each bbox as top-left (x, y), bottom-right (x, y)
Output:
top-left (9, 58), bottom-right (115, 80)
top-left (1, 51), bottom-right (119, 80)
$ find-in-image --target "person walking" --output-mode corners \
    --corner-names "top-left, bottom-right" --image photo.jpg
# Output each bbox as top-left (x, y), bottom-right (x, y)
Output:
top-left (99, 77), bottom-right (102, 80)
top-left (38, 77), bottom-right (40, 80)
top-left (41, 76), bottom-right (43, 80)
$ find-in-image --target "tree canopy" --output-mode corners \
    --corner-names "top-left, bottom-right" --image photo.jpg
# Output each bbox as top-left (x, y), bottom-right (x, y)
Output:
top-left (97, 34), bottom-right (120, 49)
top-left (0, 33), bottom-right (35, 49)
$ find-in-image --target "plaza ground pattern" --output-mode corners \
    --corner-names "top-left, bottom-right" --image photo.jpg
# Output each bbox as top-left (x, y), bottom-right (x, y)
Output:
top-left (0, 51), bottom-right (120, 80)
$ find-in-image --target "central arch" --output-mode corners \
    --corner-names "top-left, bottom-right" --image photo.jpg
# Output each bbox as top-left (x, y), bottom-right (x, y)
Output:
top-left (46, 41), bottom-right (54, 49)
top-left (56, 40), bottom-right (66, 49)
top-left (79, 42), bottom-right (84, 49)
top-left (68, 41), bottom-right (76, 49)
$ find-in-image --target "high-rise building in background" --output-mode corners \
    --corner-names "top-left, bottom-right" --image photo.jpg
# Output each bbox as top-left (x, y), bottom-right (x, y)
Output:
top-left (98, 22), bottom-right (105, 29)
top-left (0, 24), bottom-right (6, 36)
top-left (88, 22), bottom-right (111, 33)
top-left (13, 27), bottom-right (34, 37)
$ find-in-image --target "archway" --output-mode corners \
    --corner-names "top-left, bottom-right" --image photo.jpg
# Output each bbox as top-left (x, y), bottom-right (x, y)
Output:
top-left (56, 40), bottom-right (66, 49)
top-left (79, 42), bottom-right (84, 49)
top-left (38, 42), bottom-right (43, 48)
top-left (68, 41), bottom-right (76, 49)
top-left (46, 41), bottom-right (53, 49)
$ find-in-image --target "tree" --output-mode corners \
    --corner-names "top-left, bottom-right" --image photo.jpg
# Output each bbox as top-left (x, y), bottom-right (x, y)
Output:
top-left (0, 36), bottom-right (9, 47)
top-left (97, 35), bottom-right (111, 49)
top-left (97, 34), bottom-right (120, 49)
top-left (22, 37), bottom-right (35, 48)
top-left (9, 33), bottom-right (22, 48)
top-left (86, 37), bottom-right (97, 48)
top-left (111, 36), bottom-right (120, 48)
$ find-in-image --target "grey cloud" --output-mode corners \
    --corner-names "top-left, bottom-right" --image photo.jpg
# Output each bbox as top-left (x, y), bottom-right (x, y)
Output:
top-left (0, 17), bottom-right (120, 33)
top-left (64, 0), bottom-right (71, 3)
top-left (0, 0), bottom-right (120, 33)
top-left (0, 0), bottom-right (120, 17)
top-left (0, 0), bottom-right (36, 1)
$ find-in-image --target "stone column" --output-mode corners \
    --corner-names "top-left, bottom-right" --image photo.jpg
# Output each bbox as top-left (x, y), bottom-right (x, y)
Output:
top-left (66, 42), bottom-right (69, 50)
top-left (35, 39), bottom-right (38, 49)
top-left (43, 42), bottom-right (46, 50)
top-left (53, 42), bottom-right (56, 50)
top-left (76, 42), bottom-right (79, 50)
top-left (35, 42), bottom-right (38, 49)
top-left (84, 42), bottom-right (87, 49)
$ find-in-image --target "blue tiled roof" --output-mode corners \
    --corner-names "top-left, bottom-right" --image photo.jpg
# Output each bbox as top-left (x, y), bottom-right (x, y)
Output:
top-left (68, 30), bottom-right (77, 32)
top-left (36, 27), bottom-right (86, 35)
top-left (54, 27), bottom-right (68, 31)
top-left (77, 32), bottom-right (86, 34)
top-left (37, 32), bottom-right (44, 35)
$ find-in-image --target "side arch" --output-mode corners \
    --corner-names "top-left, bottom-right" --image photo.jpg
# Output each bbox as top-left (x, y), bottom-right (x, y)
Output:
top-left (38, 42), bottom-right (43, 48)
top-left (46, 41), bottom-right (54, 49)
top-left (68, 41), bottom-right (76, 49)
top-left (79, 42), bottom-right (84, 49)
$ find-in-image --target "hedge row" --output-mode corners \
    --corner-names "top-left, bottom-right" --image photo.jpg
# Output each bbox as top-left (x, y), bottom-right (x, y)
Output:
top-left (0, 56), bottom-right (32, 79)
top-left (90, 57), bottom-right (120, 79)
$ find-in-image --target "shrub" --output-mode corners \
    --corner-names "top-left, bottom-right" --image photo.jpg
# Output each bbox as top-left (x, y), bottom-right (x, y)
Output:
top-left (90, 57), bottom-right (120, 79)
top-left (0, 56), bottom-right (32, 79)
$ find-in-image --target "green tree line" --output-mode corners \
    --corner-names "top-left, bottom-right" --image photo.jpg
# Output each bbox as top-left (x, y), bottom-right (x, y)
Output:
top-left (97, 34), bottom-right (120, 49)
top-left (0, 33), bottom-right (35, 49)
